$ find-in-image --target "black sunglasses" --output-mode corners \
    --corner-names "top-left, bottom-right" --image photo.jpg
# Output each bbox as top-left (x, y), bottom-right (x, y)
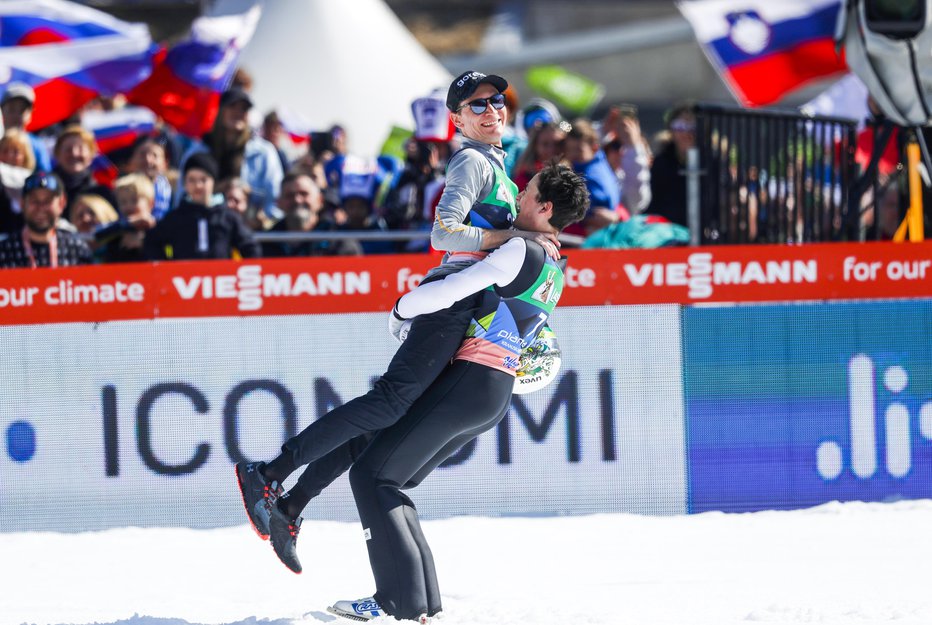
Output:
top-left (459, 93), bottom-right (506, 115)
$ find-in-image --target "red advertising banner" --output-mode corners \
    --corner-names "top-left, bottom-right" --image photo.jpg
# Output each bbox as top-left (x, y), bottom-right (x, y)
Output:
top-left (0, 241), bottom-right (929, 326)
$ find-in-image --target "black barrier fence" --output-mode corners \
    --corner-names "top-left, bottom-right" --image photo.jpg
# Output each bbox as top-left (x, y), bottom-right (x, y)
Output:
top-left (694, 104), bottom-right (860, 244)
top-left (851, 121), bottom-right (932, 242)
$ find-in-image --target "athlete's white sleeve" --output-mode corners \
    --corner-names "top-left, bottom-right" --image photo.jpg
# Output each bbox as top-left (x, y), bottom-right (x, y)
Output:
top-left (395, 238), bottom-right (527, 319)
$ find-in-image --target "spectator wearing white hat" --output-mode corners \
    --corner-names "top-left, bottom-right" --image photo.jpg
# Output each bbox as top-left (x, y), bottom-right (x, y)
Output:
top-left (0, 83), bottom-right (52, 172)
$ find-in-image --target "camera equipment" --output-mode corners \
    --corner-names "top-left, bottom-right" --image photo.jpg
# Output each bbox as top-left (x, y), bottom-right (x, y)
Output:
top-left (838, 0), bottom-right (929, 242)
top-left (836, 0), bottom-right (932, 126)
top-left (865, 0), bottom-right (925, 38)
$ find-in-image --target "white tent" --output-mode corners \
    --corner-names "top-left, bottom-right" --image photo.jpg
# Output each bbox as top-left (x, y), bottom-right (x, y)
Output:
top-left (210, 0), bottom-right (452, 158)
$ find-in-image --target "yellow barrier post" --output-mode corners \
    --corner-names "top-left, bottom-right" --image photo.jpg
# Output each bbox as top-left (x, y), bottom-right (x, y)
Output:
top-left (894, 140), bottom-right (926, 242)
top-left (906, 142), bottom-right (925, 241)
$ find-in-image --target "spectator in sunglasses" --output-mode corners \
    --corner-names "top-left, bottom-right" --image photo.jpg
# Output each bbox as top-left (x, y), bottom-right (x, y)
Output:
top-left (0, 171), bottom-right (92, 268)
top-left (647, 101), bottom-right (697, 227)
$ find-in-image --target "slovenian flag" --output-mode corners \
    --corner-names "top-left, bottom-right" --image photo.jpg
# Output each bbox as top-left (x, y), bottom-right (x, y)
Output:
top-left (90, 153), bottom-right (120, 187)
top-left (0, 0), bottom-right (157, 130)
top-left (82, 106), bottom-right (157, 155)
top-left (276, 107), bottom-right (313, 146)
top-left (677, 0), bottom-right (847, 107)
top-left (127, 3), bottom-right (261, 138)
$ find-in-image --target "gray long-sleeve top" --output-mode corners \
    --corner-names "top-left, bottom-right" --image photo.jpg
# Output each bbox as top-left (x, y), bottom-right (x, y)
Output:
top-left (430, 137), bottom-right (508, 253)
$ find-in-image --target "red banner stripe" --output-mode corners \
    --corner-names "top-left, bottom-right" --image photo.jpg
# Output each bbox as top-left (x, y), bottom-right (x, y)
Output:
top-left (0, 241), bottom-right (929, 327)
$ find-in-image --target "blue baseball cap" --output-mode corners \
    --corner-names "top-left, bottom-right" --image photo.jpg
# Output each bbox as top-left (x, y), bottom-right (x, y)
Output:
top-left (23, 171), bottom-right (63, 197)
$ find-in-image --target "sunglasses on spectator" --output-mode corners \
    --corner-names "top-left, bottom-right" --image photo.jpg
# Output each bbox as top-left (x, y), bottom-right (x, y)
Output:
top-left (23, 172), bottom-right (62, 196)
top-left (671, 120), bottom-right (696, 132)
top-left (459, 93), bottom-right (506, 115)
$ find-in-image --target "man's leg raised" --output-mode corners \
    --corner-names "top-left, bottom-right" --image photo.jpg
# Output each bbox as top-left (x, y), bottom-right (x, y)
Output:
top-left (270, 293), bottom-right (478, 478)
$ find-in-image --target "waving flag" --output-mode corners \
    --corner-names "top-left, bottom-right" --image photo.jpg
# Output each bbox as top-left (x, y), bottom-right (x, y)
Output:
top-left (525, 65), bottom-right (604, 114)
top-left (0, 0), bottom-right (139, 45)
top-left (0, 0), bottom-right (156, 129)
top-left (677, 0), bottom-right (847, 107)
top-left (82, 106), bottom-right (157, 154)
top-left (276, 107), bottom-right (313, 146)
top-left (127, 3), bottom-right (262, 138)
top-left (90, 152), bottom-right (119, 188)
top-left (800, 72), bottom-right (869, 128)
top-left (412, 89), bottom-right (454, 142)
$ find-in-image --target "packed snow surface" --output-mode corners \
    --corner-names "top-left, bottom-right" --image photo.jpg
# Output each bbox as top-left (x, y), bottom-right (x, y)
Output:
top-left (5, 500), bottom-right (932, 625)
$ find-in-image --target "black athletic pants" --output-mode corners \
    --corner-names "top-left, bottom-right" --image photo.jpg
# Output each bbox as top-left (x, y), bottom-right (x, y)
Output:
top-left (349, 360), bottom-right (515, 620)
top-left (281, 286), bottom-right (480, 499)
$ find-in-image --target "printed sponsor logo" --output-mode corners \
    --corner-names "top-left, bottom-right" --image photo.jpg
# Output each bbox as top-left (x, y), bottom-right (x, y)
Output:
top-left (624, 252), bottom-right (817, 299)
top-left (564, 267), bottom-right (596, 289)
top-left (818, 354), bottom-right (932, 481)
top-left (503, 355), bottom-right (521, 369)
top-left (0, 280), bottom-right (145, 308)
top-left (532, 271), bottom-right (557, 304)
top-left (495, 183), bottom-right (513, 206)
top-left (396, 267), bottom-right (424, 293)
top-left (172, 265), bottom-right (371, 311)
top-left (457, 71), bottom-right (484, 87)
top-left (842, 256), bottom-right (932, 283)
top-left (497, 329), bottom-right (525, 346)
top-left (516, 374), bottom-right (543, 387)
top-left (354, 602), bottom-right (381, 614)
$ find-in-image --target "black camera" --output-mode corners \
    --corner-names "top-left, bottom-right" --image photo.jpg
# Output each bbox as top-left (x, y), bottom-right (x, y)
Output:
top-left (837, 0), bottom-right (932, 126)
top-left (865, 0), bottom-right (925, 38)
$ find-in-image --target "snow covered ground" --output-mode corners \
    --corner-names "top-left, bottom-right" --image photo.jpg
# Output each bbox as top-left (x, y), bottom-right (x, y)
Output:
top-left (5, 500), bottom-right (932, 625)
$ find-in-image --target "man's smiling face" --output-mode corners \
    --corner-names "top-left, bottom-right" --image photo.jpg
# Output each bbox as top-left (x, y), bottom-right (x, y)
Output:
top-left (451, 83), bottom-right (507, 146)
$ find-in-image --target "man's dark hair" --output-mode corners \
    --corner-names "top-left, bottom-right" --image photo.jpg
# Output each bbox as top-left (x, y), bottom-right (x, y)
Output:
top-left (281, 171), bottom-right (317, 189)
top-left (663, 100), bottom-right (696, 127)
top-left (535, 163), bottom-right (589, 231)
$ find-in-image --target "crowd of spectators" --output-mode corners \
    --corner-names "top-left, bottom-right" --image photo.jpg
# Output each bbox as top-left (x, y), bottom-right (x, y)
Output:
top-left (0, 68), bottom-right (706, 269)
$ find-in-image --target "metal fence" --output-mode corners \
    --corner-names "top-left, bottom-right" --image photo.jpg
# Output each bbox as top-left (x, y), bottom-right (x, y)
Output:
top-left (694, 104), bottom-right (860, 245)
top-left (251, 231), bottom-right (586, 247)
top-left (850, 120), bottom-right (932, 242)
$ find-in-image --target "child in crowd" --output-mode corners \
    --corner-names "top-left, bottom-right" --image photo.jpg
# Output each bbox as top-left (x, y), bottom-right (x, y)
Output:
top-left (92, 174), bottom-right (156, 263)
